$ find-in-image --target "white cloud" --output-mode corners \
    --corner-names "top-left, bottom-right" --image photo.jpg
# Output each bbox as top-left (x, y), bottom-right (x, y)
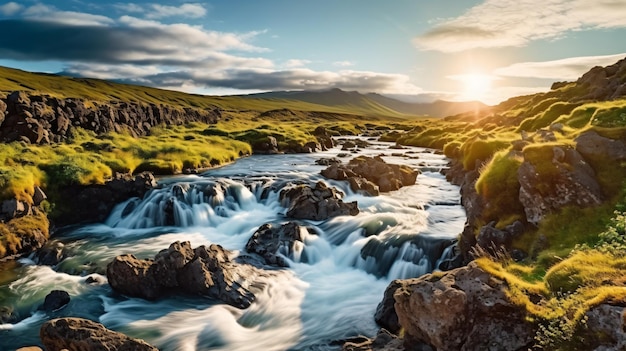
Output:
top-left (414, 0), bottom-right (626, 52)
top-left (494, 53), bottom-right (626, 80)
top-left (333, 61), bottom-right (354, 67)
top-left (283, 59), bottom-right (311, 68)
top-left (114, 3), bottom-right (144, 14)
top-left (146, 3), bottom-right (207, 19)
top-left (23, 3), bottom-right (114, 26)
top-left (0, 2), bottom-right (23, 16)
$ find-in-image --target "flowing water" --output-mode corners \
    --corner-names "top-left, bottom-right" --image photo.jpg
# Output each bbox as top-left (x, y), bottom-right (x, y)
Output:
top-left (0, 137), bottom-right (465, 350)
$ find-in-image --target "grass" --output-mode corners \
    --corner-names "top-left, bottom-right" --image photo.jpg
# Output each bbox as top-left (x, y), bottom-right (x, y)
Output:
top-left (0, 210), bottom-right (49, 257)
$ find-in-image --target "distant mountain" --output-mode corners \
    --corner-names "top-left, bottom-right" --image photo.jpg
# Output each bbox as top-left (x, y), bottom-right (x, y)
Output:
top-left (240, 88), bottom-right (489, 117)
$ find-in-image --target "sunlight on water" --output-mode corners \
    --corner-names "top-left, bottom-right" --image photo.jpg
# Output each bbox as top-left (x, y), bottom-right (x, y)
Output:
top-left (0, 137), bottom-right (465, 350)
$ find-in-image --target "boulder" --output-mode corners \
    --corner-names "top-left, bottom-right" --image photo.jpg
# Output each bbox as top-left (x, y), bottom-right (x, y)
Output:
top-left (40, 317), bottom-right (158, 351)
top-left (575, 130), bottom-right (626, 162)
top-left (342, 329), bottom-right (408, 351)
top-left (0, 305), bottom-right (16, 324)
top-left (35, 240), bottom-right (67, 266)
top-left (374, 280), bottom-right (403, 333)
top-left (476, 220), bottom-right (525, 253)
top-left (579, 304), bottom-right (626, 350)
top-left (348, 176), bottom-right (380, 196)
top-left (107, 241), bottom-right (268, 308)
top-left (280, 181), bottom-right (359, 220)
top-left (321, 156), bottom-right (419, 195)
top-left (393, 262), bottom-right (536, 351)
top-left (252, 136), bottom-right (280, 154)
top-left (0, 198), bottom-right (29, 221)
top-left (518, 146), bottom-right (603, 225)
top-left (32, 186), bottom-right (47, 206)
top-left (41, 290), bottom-right (70, 312)
top-left (246, 222), bottom-right (312, 266)
top-left (313, 126), bottom-right (334, 150)
top-left (315, 157), bottom-right (342, 166)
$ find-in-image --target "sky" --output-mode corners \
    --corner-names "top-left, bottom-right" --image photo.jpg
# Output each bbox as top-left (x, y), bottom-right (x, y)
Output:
top-left (0, 0), bottom-right (625, 105)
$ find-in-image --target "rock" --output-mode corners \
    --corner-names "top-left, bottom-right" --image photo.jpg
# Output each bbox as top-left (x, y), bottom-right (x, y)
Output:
top-left (41, 290), bottom-right (71, 312)
top-left (393, 262), bottom-right (536, 351)
top-left (246, 222), bottom-right (312, 266)
top-left (35, 240), bottom-right (67, 266)
top-left (0, 305), bottom-right (16, 324)
top-left (40, 317), bottom-right (158, 351)
top-left (342, 329), bottom-right (408, 351)
top-left (476, 220), bottom-right (525, 253)
top-left (580, 304), bottom-right (626, 350)
top-left (374, 280), bottom-right (403, 333)
top-left (280, 181), bottom-right (359, 220)
top-left (575, 130), bottom-right (626, 162)
top-left (32, 186), bottom-right (47, 206)
top-left (313, 126), bottom-right (334, 150)
top-left (54, 172), bottom-right (156, 226)
top-left (315, 157), bottom-right (342, 166)
top-left (518, 146), bottom-right (603, 225)
top-left (321, 156), bottom-right (419, 195)
top-left (0, 198), bottom-right (29, 221)
top-left (252, 136), bottom-right (280, 154)
top-left (16, 347), bottom-right (43, 351)
top-left (107, 241), bottom-right (267, 308)
top-left (348, 176), bottom-right (380, 196)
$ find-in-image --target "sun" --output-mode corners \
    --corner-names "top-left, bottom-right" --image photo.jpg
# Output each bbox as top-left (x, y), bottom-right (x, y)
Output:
top-left (450, 73), bottom-right (496, 102)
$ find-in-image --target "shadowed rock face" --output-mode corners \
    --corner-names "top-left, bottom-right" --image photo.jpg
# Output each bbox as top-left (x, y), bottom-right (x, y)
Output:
top-left (106, 241), bottom-right (274, 309)
top-left (0, 91), bottom-right (221, 144)
top-left (246, 222), bottom-right (313, 267)
top-left (40, 317), bottom-right (158, 351)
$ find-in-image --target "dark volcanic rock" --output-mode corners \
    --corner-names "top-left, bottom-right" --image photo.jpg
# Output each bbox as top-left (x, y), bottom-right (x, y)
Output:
top-left (0, 92), bottom-right (221, 144)
top-left (40, 317), bottom-right (158, 351)
top-left (41, 290), bottom-right (70, 312)
top-left (54, 172), bottom-right (156, 226)
top-left (321, 156), bottom-right (419, 195)
top-left (246, 222), bottom-right (313, 266)
top-left (35, 240), bottom-right (67, 266)
top-left (107, 241), bottom-right (270, 308)
top-left (374, 280), bottom-right (403, 333)
top-left (280, 181), bottom-right (359, 220)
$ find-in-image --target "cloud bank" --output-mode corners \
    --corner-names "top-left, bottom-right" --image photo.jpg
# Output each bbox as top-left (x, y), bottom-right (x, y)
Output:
top-left (415, 0), bottom-right (626, 52)
top-left (0, 2), bottom-right (421, 95)
top-left (495, 53), bottom-right (626, 80)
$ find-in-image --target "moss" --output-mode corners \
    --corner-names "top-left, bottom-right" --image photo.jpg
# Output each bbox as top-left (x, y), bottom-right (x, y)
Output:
top-left (460, 137), bottom-right (510, 170)
top-left (0, 210), bottom-right (49, 258)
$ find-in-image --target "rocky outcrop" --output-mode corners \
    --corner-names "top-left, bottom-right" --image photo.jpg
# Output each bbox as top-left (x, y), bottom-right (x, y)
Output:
top-left (35, 240), bottom-right (67, 266)
top-left (107, 241), bottom-right (271, 308)
top-left (518, 145), bottom-right (603, 225)
top-left (0, 91), bottom-right (221, 144)
top-left (575, 57), bottom-right (626, 101)
top-left (41, 290), bottom-right (70, 312)
top-left (321, 156), bottom-right (419, 196)
top-left (53, 172), bottom-right (156, 226)
top-left (579, 304), bottom-right (626, 350)
top-left (575, 130), bottom-right (626, 162)
top-left (313, 126), bottom-right (335, 150)
top-left (40, 317), bottom-right (158, 351)
top-left (280, 181), bottom-right (359, 220)
top-left (245, 222), bottom-right (313, 266)
top-left (393, 262), bottom-right (536, 351)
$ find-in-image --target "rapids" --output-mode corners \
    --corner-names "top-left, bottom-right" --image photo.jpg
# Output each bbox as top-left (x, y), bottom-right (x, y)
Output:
top-left (0, 137), bottom-right (465, 350)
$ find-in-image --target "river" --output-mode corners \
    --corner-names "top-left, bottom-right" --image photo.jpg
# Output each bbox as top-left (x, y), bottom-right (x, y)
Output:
top-left (0, 136), bottom-right (465, 350)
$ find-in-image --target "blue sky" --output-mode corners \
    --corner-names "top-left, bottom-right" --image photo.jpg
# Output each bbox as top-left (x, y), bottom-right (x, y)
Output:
top-left (0, 0), bottom-right (625, 104)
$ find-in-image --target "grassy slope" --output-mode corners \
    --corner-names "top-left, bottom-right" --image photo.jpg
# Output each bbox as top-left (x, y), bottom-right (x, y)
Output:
top-left (384, 71), bottom-right (626, 349)
top-left (0, 66), bottom-right (410, 118)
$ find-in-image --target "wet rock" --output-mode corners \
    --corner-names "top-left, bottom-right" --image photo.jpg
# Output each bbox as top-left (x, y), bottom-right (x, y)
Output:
top-left (41, 290), bottom-right (70, 312)
top-left (40, 317), bottom-right (158, 351)
top-left (393, 262), bottom-right (536, 351)
top-left (315, 157), bottom-right (342, 166)
top-left (35, 240), bottom-right (67, 266)
top-left (107, 241), bottom-right (268, 308)
top-left (348, 176), bottom-right (380, 196)
top-left (374, 280), bottom-right (403, 333)
top-left (246, 222), bottom-right (312, 266)
top-left (251, 136), bottom-right (280, 154)
top-left (321, 156), bottom-right (419, 195)
top-left (0, 305), bottom-right (17, 324)
top-left (518, 146), bottom-right (603, 225)
top-left (342, 329), bottom-right (408, 351)
top-left (54, 172), bottom-right (156, 226)
top-left (280, 181), bottom-right (359, 220)
top-left (313, 126), bottom-right (334, 150)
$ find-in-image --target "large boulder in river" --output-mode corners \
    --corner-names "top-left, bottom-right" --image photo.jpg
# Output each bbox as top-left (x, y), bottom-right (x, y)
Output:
top-left (321, 156), bottom-right (418, 195)
top-left (392, 261), bottom-right (536, 351)
top-left (107, 241), bottom-right (269, 308)
top-left (246, 222), bottom-right (313, 266)
top-left (280, 181), bottom-right (359, 220)
top-left (40, 317), bottom-right (158, 351)
top-left (518, 145), bottom-right (603, 225)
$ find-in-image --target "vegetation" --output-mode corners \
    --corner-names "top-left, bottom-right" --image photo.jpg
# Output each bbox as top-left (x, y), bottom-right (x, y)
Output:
top-left (0, 210), bottom-right (49, 258)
